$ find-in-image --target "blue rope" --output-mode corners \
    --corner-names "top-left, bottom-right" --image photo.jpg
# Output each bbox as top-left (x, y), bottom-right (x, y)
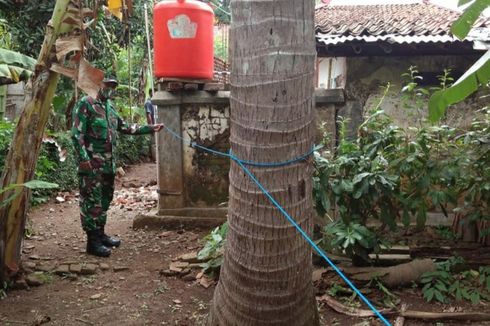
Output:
top-left (231, 152), bottom-right (392, 326)
top-left (163, 124), bottom-right (314, 167)
top-left (162, 124), bottom-right (392, 326)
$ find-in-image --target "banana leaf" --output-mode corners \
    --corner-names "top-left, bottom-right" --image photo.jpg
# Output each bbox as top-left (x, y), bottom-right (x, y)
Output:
top-left (0, 49), bottom-right (36, 85)
top-left (429, 50), bottom-right (490, 122)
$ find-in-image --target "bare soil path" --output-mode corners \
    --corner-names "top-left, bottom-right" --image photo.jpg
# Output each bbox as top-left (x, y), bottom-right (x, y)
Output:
top-left (0, 163), bottom-right (488, 326)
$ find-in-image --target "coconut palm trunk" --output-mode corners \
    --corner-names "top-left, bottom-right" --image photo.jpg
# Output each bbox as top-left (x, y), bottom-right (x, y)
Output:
top-left (0, 0), bottom-right (71, 282)
top-left (208, 0), bottom-right (319, 324)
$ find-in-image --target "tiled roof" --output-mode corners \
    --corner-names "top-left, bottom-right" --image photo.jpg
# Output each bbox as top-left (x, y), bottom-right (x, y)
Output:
top-left (315, 3), bottom-right (489, 41)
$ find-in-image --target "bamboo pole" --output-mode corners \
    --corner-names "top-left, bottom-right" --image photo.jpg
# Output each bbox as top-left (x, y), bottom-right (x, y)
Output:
top-left (144, 2), bottom-right (154, 94)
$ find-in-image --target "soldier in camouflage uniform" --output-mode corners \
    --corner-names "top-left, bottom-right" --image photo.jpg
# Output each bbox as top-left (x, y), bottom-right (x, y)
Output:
top-left (71, 76), bottom-right (163, 257)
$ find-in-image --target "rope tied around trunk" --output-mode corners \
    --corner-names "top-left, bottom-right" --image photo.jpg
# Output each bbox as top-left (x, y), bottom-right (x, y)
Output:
top-left (162, 124), bottom-right (392, 326)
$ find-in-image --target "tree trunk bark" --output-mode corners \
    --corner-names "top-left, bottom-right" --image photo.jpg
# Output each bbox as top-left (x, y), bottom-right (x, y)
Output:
top-left (208, 0), bottom-right (319, 325)
top-left (0, 0), bottom-right (71, 282)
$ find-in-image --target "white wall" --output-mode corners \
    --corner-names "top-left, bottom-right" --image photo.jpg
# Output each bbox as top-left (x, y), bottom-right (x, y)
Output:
top-left (5, 82), bottom-right (25, 121)
top-left (317, 57), bottom-right (347, 89)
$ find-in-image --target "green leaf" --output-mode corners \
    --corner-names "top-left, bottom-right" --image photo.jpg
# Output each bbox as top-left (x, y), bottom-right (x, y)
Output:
top-left (416, 205), bottom-right (427, 229)
top-left (434, 290), bottom-right (446, 303)
top-left (0, 48), bottom-right (36, 70)
top-left (429, 50), bottom-right (490, 122)
top-left (0, 48), bottom-right (36, 84)
top-left (435, 281), bottom-right (448, 292)
top-left (380, 204), bottom-right (397, 230)
top-left (402, 209), bottom-right (411, 227)
top-left (320, 190), bottom-right (330, 212)
top-left (451, 0), bottom-right (490, 40)
top-left (458, 0), bottom-right (474, 6)
top-left (52, 96), bottom-right (66, 112)
top-left (0, 191), bottom-right (21, 209)
top-left (353, 172), bottom-right (371, 184)
top-left (470, 291), bottom-right (481, 305)
top-left (455, 287), bottom-right (463, 301)
top-left (424, 288), bottom-right (435, 302)
top-left (341, 180), bottom-right (354, 193)
top-left (22, 180), bottom-right (59, 189)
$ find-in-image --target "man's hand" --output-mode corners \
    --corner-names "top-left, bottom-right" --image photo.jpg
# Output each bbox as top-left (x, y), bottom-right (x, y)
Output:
top-left (153, 124), bottom-right (164, 132)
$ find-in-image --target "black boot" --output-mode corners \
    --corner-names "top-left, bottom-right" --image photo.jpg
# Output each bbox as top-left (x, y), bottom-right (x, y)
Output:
top-left (86, 229), bottom-right (111, 257)
top-left (101, 226), bottom-right (121, 248)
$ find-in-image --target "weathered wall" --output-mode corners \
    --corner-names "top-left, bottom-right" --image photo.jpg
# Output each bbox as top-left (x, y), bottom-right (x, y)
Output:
top-left (4, 82), bottom-right (26, 121)
top-left (179, 101), bottom-right (337, 207)
top-left (155, 89), bottom-right (343, 209)
top-left (181, 104), bottom-right (230, 207)
top-left (344, 54), bottom-right (486, 130)
top-left (0, 86), bottom-right (6, 120)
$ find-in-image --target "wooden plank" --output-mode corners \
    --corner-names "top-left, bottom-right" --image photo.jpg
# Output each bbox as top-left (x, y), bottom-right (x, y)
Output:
top-left (409, 245), bottom-right (490, 267)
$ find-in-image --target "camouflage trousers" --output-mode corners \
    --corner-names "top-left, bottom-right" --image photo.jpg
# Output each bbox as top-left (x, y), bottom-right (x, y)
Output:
top-left (78, 173), bottom-right (115, 231)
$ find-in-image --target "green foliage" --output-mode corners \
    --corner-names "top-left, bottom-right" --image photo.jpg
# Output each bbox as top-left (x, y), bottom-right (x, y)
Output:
top-left (434, 226), bottom-right (458, 240)
top-left (314, 70), bottom-right (490, 264)
top-left (0, 0), bottom-right (54, 58)
top-left (428, 0), bottom-right (490, 122)
top-left (0, 18), bottom-right (13, 50)
top-left (0, 1), bottom-right (153, 111)
top-left (0, 48), bottom-right (36, 84)
top-left (320, 221), bottom-right (385, 264)
top-left (114, 133), bottom-right (150, 167)
top-left (0, 179), bottom-right (59, 209)
top-left (197, 222), bottom-right (228, 275)
top-left (0, 120), bottom-right (14, 170)
top-left (369, 278), bottom-right (400, 308)
top-left (211, 0), bottom-right (231, 24)
top-left (0, 280), bottom-right (7, 299)
top-left (0, 121), bottom-right (151, 205)
top-left (451, 0), bottom-right (490, 40)
top-left (421, 257), bottom-right (490, 304)
top-left (31, 133), bottom-right (78, 205)
top-left (429, 52), bottom-right (490, 122)
top-left (214, 36), bottom-right (228, 61)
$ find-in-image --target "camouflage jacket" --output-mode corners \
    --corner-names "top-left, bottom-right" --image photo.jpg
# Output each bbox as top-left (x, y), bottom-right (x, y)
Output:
top-left (71, 96), bottom-right (154, 174)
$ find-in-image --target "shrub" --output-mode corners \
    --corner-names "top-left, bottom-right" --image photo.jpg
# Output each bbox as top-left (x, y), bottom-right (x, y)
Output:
top-left (314, 103), bottom-right (489, 265)
top-left (0, 120), bottom-right (15, 172)
top-left (0, 124), bottom-right (151, 205)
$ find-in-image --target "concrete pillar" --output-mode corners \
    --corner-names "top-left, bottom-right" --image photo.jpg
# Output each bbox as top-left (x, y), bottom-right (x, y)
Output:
top-left (156, 103), bottom-right (184, 210)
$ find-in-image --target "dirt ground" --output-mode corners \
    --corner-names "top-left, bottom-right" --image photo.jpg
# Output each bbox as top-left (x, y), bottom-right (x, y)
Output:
top-left (0, 163), bottom-right (488, 326)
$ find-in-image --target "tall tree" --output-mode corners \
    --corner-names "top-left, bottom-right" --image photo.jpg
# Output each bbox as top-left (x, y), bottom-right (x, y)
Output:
top-left (208, 0), bottom-right (319, 325)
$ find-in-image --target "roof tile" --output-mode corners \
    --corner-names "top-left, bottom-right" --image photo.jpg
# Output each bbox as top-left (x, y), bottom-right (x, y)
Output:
top-left (315, 3), bottom-right (489, 37)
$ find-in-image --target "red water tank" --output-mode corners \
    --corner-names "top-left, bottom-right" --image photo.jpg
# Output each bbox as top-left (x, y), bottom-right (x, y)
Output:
top-left (154, 0), bottom-right (214, 80)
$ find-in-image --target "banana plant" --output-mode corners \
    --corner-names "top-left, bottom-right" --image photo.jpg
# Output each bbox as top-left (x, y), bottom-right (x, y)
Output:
top-left (429, 0), bottom-right (490, 122)
top-left (0, 48), bottom-right (36, 85)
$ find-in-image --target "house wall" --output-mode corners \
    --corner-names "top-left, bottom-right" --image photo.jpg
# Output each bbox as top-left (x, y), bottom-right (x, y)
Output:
top-left (0, 86), bottom-right (6, 120)
top-left (317, 54), bottom-right (487, 133)
top-left (181, 104), bottom-right (231, 207)
top-left (317, 57), bottom-right (346, 89)
top-left (4, 82), bottom-right (26, 121)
